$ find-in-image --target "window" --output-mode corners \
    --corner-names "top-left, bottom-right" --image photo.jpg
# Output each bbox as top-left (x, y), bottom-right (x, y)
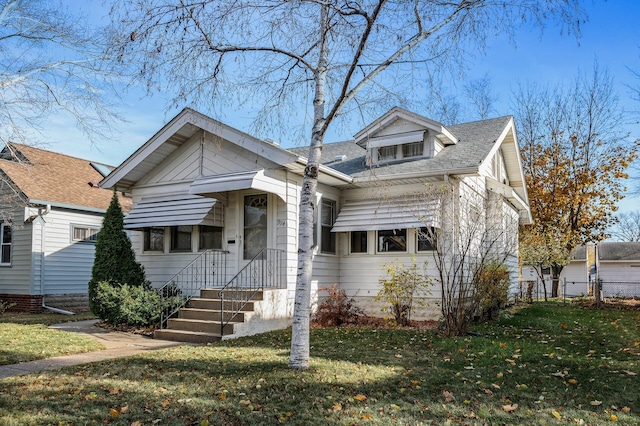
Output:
top-left (321, 199), bottom-right (337, 254)
top-left (171, 225), bottom-right (192, 252)
top-left (0, 223), bottom-right (11, 265)
top-left (377, 229), bottom-right (407, 252)
top-left (199, 225), bottom-right (223, 250)
top-left (402, 141), bottom-right (424, 158)
top-left (72, 225), bottom-right (100, 242)
top-left (144, 227), bottom-right (164, 252)
top-left (377, 145), bottom-right (397, 161)
top-left (417, 227), bottom-right (437, 251)
top-left (350, 231), bottom-right (367, 253)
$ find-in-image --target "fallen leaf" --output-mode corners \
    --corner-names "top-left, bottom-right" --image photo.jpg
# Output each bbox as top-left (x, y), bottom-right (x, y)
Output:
top-left (361, 413), bottom-right (372, 420)
top-left (354, 394), bottom-right (367, 401)
top-left (590, 400), bottom-right (602, 406)
top-left (506, 359), bottom-right (516, 365)
top-left (551, 372), bottom-right (566, 378)
top-left (131, 422), bottom-right (142, 426)
top-left (497, 372), bottom-right (503, 378)
top-left (611, 414), bottom-right (619, 422)
top-left (552, 410), bottom-right (562, 419)
top-left (499, 342), bottom-right (507, 348)
top-left (622, 407), bottom-right (631, 413)
top-left (110, 387), bottom-right (121, 395)
top-left (492, 383), bottom-right (501, 389)
top-left (568, 379), bottom-right (578, 384)
top-left (621, 370), bottom-right (637, 376)
top-left (161, 399), bottom-right (170, 408)
top-left (560, 323), bottom-right (568, 329)
top-left (502, 404), bottom-right (518, 413)
top-left (200, 421), bottom-right (209, 426)
top-left (110, 408), bottom-right (120, 418)
top-left (443, 390), bottom-right (455, 403)
top-left (331, 403), bottom-right (342, 412)
top-left (239, 399), bottom-right (251, 406)
top-left (219, 394), bottom-right (227, 400)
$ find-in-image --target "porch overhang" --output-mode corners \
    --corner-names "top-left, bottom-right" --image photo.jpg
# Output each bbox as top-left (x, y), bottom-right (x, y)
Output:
top-left (331, 196), bottom-right (439, 232)
top-left (189, 170), bottom-right (287, 201)
top-left (124, 194), bottom-right (223, 230)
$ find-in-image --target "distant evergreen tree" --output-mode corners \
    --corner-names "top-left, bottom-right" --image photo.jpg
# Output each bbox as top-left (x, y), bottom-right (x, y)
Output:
top-left (89, 191), bottom-right (148, 314)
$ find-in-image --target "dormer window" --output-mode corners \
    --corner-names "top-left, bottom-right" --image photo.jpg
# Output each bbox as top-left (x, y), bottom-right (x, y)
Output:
top-left (377, 145), bottom-right (397, 161)
top-left (402, 141), bottom-right (424, 158)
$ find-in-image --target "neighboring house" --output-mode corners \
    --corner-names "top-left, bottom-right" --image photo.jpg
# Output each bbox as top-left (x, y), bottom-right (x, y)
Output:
top-left (521, 245), bottom-right (595, 299)
top-left (596, 241), bottom-right (640, 297)
top-left (100, 107), bottom-right (532, 341)
top-left (0, 143), bottom-right (131, 313)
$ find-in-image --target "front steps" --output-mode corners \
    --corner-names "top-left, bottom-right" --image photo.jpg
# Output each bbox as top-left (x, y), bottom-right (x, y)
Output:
top-left (154, 289), bottom-right (262, 343)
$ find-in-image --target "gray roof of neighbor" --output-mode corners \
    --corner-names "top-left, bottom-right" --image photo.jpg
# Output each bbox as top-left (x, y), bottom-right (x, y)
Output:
top-left (598, 242), bottom-right (640, 261)
top-left (572, 245), bottom-right (587, 260)
top-left (287, 116), bottom-right (511, 179)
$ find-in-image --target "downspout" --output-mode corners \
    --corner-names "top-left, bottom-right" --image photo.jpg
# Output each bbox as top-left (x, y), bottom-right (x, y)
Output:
top-left (37, 204), bottom-right (75, 315)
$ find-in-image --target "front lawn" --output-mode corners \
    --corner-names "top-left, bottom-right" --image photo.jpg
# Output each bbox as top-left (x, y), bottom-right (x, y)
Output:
top-left (0, 303), bottom-right (638, 425)
top-left (0, 312), bottom-right (103, 366)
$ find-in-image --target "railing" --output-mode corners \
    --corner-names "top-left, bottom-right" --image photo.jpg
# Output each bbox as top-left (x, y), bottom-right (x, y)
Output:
top-left (158, 250), bottom-right (228, 328)
top-left (219, 248), bottom-right (286, 336)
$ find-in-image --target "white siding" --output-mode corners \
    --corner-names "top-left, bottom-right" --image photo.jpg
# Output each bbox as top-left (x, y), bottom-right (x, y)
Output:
top-left (0, 205), bottom-right (33, 294)
top-left (41, 208), bottom-right (104, 294)
top-left (598, 262), bottom-right (640, 283)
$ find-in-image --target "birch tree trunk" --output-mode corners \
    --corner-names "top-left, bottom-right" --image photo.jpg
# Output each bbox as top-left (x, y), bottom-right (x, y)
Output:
top-left (289, 4), bottom-right (329, 370)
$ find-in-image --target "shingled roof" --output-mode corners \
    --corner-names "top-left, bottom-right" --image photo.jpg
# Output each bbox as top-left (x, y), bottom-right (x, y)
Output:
top-left (0, 143), bottom-right (131, 212)
top-left (597, 242), bottom-right (640, 261)
top-left (288, 115), bottom-right (512, 179)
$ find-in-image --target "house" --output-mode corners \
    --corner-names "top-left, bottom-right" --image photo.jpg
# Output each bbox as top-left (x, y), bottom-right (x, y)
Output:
top-left (0, 143), bottom-right (131, 313)
top-left (521, 245), bottom-right (594, 299)
top-left (596, 241), bottom-right (640, 298)
top-left (100, 107), bottom-right (532, 342)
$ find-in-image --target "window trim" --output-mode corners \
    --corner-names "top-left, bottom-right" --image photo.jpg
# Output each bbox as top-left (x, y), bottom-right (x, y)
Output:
top-left (376, 228), bottom-right (407, 253)
top-left (71, 224), bottom-right (100, 243)
top-left (0, 222), bottom-right (12, 265)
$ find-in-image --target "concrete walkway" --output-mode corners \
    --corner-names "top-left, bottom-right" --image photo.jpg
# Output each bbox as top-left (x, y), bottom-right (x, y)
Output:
top-left (0, 320), bottom-right (187, 380)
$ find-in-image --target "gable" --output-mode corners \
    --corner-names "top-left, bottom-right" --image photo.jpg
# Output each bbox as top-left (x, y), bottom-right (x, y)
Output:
top-left (101, 108), bottom-right (298, 192)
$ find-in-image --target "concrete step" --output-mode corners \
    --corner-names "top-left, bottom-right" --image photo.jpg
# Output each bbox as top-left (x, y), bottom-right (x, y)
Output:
top-left (189, 298), bottom-right (254, 311)
top-left (179, 308), bottom-right (250, 322)
top-left (166, 318), bottom-right (236, 335)
top-left (154, 329), bottom-right (222, 343)
top-left (200, 288), bottom-right (263, 300)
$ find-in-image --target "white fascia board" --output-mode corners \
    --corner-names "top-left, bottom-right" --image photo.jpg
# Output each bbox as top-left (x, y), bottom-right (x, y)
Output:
top-left (352, 166), bottom-right (480, 185)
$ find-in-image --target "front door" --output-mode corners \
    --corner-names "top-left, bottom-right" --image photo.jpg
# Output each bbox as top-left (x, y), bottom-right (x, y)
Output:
top-left (243, 193), bottom-right (268, 261)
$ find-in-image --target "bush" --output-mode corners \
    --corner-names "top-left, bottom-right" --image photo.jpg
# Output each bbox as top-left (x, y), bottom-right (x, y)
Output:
top-left (92, 281), bottom-right (160, 327)
top-left (376, 258), bottom-right (432, 326)
top-left (89, 192), bottom-right (149, 315)
top-left (474, 262), bottom-right (511, 321)
top-left (0, 299), bottom-right (15, 314)
top-left (315, 284), bottom-right (363, 327)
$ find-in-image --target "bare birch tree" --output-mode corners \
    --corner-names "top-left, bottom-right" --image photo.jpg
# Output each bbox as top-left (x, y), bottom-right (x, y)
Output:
top-left (109, 0), bottom-right (584, 369)
top-left (0, 0), bottom-right (122, 149)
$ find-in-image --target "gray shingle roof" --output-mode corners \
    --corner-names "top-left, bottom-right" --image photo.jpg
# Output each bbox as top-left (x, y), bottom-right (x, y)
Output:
top-left (286, 116), bottom-right (512, 179)
top-left (598, 242), bottom-right (640, 261)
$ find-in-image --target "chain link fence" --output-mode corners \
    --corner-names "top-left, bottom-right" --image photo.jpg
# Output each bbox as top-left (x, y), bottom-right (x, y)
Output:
top-left (518, 279), bottom-right (640, 301)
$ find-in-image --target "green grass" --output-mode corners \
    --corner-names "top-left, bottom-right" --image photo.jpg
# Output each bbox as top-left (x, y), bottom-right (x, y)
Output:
top-left (0, 312), bottom-right (103, 366)
top-left (0, 303), bottom-right (638, 425)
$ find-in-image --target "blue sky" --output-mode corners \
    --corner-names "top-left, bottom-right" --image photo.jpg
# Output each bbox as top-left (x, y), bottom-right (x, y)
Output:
top-left (46, 0), bottom-right (640, 213)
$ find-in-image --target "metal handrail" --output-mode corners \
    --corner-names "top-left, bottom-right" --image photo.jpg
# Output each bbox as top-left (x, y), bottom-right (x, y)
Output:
top-left (219, 248), bottom-right (285, 336)
top-left (158, 250), bottom-right (228, 328)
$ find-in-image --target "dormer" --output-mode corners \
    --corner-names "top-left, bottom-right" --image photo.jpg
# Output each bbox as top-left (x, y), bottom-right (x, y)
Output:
top-left (354, 107), bottom-right (457, 165)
